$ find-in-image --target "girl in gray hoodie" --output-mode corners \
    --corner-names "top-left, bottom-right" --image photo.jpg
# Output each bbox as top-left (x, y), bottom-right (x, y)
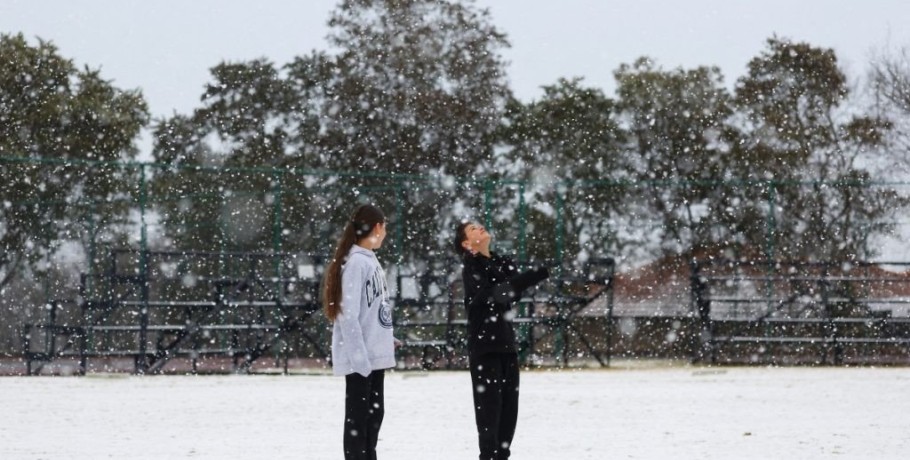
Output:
top-left (323, 204), bottom-right (396, 460)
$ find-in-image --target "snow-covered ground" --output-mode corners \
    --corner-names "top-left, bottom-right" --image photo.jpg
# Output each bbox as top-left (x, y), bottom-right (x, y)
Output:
top-left (1, 364), bottom-right (908, 459)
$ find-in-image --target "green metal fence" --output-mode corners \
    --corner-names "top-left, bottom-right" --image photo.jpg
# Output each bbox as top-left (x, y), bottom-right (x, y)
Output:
top-left (3, 155), bottom-right (910, 357)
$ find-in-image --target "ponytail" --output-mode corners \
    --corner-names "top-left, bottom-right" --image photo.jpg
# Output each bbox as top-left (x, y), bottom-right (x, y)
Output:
top-left (322, 204), bottom-right (386, 321)
top-left (323, 223), bottom-right (356, 321)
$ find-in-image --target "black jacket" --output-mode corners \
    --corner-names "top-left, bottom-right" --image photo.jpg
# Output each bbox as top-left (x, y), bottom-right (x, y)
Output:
top-left (461, 252), bottom-right (549, 356)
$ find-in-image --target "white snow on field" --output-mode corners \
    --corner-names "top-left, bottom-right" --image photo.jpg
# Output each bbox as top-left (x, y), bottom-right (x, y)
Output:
top-left (1, 365), bottom-right (908, 459)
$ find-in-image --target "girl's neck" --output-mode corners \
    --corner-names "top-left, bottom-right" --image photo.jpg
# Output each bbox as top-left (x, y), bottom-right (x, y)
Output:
top-left (355, 240), bottom-right (377, 251)
top-left (475, 247), bottom-right (491, 258)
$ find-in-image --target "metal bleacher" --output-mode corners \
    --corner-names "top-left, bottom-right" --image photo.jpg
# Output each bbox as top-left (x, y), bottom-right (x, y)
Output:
top-left (692, 259), bottom-right (910, 365)
top-left (23, 249), bottom-right (327, 375)
top-left (23, 249), bottom-right (618, 374)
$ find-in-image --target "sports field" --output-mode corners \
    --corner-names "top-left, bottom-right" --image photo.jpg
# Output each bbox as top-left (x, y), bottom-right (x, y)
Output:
top-left (1, 364), bottom-right (907, 459)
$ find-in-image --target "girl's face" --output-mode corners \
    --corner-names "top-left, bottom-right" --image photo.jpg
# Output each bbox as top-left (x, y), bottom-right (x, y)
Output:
top-left (372, 222), bottom-right (387, 248)
top-left (462, 222), bottom-right (491, 253)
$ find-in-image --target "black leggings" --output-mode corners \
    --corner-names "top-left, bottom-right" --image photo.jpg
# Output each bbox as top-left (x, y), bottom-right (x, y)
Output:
top-left (344, 370), bottom-right (385, 460)
top-left (469, 353), bottom-right (520, 460)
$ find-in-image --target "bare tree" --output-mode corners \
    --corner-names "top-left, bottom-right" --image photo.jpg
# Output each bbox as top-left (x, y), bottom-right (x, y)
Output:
top-left (870, 46), bottom-right (910, 166)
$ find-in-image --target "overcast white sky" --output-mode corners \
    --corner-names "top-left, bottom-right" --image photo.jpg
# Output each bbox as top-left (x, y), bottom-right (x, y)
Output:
top-left (3, 1), bottom-right (910, 258)
top-left (3, 0), bottom-right (910, 122)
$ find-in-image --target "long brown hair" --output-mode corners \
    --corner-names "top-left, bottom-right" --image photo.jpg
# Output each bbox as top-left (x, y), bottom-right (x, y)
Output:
top-left (322, 204), bottom-right (386, 321)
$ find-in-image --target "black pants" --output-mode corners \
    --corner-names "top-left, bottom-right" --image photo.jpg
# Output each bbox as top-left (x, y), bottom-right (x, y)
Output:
top-left (469, 352), bottom-right (520, 460)
top-left (344, 370), bottom-right (385, 460)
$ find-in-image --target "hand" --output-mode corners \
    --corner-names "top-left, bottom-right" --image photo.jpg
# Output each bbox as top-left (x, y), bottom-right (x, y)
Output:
top-left (394, 338), bottom-right (403, 349)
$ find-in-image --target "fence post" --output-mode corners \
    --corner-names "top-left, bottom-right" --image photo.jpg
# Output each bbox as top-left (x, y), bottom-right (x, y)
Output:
top-left (765, 180), bottom-right (777, 261)
top-left (271, 170), bottom-right (284, 254)
top-left (46, 301), bottom-right (57, 367)
top-left (555, 181), bottom-right (566, 270)
top-left (517, 181), bottom-right (527, 263)
top-left (395, 179), bottom-right (405, 299)
top-left (271, 170), bottom-right (285, 336)
top-left (137, 165), bottom-right (150, 374)
top-left (22, 324), bottom-right (33, 375)
top-left (690, 259), bottom-right (713, 363)
top-left (396, 178), bottom-right (404, 265)
top-left (483, 179), bottom-right (493, 230)
top-left (818, 264), bottom-right (843, 365)
top-left (605, 258), bottom-right (615, 367)
top-left (86, 202), bottom-right (97, 300)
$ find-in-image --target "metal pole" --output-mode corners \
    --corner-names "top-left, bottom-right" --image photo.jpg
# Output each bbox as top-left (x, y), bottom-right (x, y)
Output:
top-left (516, 181), bottom-right (530, 360)
top-left (690, 259), bottom-right (713, 363)
top-left (271, 171), bottom-right (285, 344)
top-left (137, 165), bottom-right (150, 373)
top-left (552, 181), bottom-right (567, 366)
top-left (605, 259), bottom-right (615, 367)
top-left (765, 181), bottom-right (777, 313)
top-left (395, 179), bottom-right (404, 301)
top-left (483, 179), bottom-right (493, 230)
top-left (272, 171), bottom-right (284, 255)
top-left (87, 203), bottom-right (97, 299)
top-left (396, 179), bottom-right (404, 265)
top-left (518, 181), bottom-right (527, 263)
top-left (555, 181), bottom-right (566, 270)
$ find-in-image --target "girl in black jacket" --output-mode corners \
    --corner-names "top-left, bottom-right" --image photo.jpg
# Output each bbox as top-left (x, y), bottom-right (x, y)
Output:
top-left (454, 221), bottom-right (549, 460)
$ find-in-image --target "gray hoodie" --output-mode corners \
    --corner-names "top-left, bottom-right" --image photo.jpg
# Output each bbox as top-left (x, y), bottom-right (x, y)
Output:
top-left (331, 245), bottom-right (396, 376)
